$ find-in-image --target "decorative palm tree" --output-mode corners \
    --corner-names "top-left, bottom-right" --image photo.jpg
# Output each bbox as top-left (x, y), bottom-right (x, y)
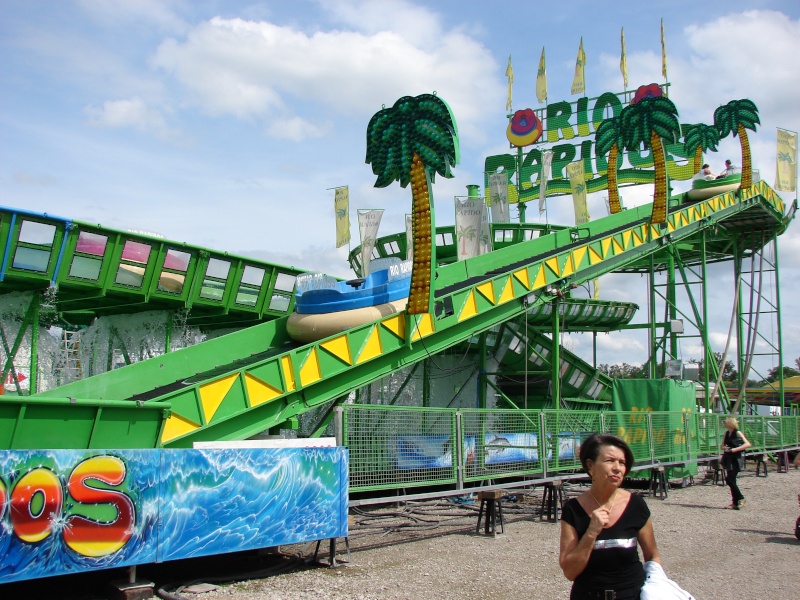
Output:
top-left (683, 123), bottom-right (720, 173)
top-left (457, 224), bottom-right (477, 256)
top-left (714, 99), bottom-right (760, 189)
top-left (620, 85), bottom-right (680, 224)
top-left (594, 115), bottom-right (624, 213)
top-left (365, 94), bottom-right (460, 314)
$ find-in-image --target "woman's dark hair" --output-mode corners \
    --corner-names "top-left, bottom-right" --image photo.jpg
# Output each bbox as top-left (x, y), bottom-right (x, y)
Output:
top-left (578, 433), bottom-right (634, 476)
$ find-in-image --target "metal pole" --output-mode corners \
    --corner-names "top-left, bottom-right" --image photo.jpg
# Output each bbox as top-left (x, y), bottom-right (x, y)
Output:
top-left (551, 297), bottom-right (561, 409)
top-left (455, 411), bottom-right (463, 490)
top-left (333, 406), bottom-right (344, 446)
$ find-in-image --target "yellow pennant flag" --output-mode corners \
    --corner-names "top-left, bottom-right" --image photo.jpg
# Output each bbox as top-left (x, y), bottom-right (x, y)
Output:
top-left (571, 38), bottom-right (586, 95)
top-left (536, 47), bottom-right (547, 104)
top-left (505, 55), bottom-right (514, 112)
top-left (775, 128), bottom-right (798, 192)
top-left (620, 28), bottom-right (628, 90)
top-left (661, 19), bottom-right (668, 80)
top-left (334, 186), bottom-right (350, 248)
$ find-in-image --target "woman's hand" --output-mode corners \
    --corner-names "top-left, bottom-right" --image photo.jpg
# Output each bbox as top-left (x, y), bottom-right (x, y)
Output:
top-left (587, 505), bottom-right (611, 536)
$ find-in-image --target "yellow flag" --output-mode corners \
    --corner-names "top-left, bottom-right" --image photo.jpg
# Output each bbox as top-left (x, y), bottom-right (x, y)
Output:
top-left (661, 19), bottom-right (668, 80)
top-left (505, 55), bottom-right (513, 112)
top-left (536, 47), bottom-right (547, 104)
top-left (571, 38), bottom-right (586, 95)
top-left (334, 186), bottom-right (350, 248)
top-left (620, 28), bottom-right (628, 90)
top-left (775, 128), bottom-right (798, 192)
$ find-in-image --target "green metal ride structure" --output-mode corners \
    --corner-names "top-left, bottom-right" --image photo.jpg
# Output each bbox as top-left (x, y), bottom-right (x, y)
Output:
top-left (1, 86), bottom-right (799, 496)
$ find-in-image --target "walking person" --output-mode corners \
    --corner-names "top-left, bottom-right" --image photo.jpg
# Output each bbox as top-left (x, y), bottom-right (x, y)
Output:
top-left (721, 416), bottom-right (751, 509)
top-left (559, 433), bottom-right (662, 599)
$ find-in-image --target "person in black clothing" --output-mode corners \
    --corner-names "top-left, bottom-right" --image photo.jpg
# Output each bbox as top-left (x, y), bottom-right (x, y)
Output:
top-left (559, 433), bottom-right (662, 600)
top-left (721, 416), bottom-right (751, 509)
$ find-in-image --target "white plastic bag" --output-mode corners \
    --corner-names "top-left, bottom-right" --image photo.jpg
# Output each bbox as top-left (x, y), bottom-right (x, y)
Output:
top-left (640, 561), bottom-right (695, 600)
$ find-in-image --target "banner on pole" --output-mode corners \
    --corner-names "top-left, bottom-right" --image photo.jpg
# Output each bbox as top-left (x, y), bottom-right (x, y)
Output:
top-left (775, 128), bottom-right (797, 192)
top-left (455, 197), bottom-right (484, 260)
top-left (567, 161), bottom-right (590, 226)
top-left (334, 186), bottom-right (350, 248)
top-left (540, 150), bottom-right (553, 215)
top-left (571, 38), bottom-right (586, 95)
top-left (488, 172), bottom-right (510, 223)
top-left (405, 214), bottom-right (414, 261)
top-left (620, 28), bottom-right (628, 90)
top-left (357, 209), bottom-right (383, 276)
top-left (536, 47), bottom-right (547, 104)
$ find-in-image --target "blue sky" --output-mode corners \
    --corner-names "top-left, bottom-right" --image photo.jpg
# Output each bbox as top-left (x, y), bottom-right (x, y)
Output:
top-left (2, 0), bottom-right (800, 373)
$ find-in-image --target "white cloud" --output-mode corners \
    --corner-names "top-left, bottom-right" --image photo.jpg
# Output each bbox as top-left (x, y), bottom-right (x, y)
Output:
top-left (84, 97), bottom-right (184, 142)
top-left (266, 116), bottom-right (330, 141)
top-left (151, 12), bottom-right (500, 142)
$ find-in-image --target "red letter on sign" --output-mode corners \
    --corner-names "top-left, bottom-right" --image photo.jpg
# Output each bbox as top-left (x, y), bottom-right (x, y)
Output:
top-left (10, 468), bottom-right (63, 543)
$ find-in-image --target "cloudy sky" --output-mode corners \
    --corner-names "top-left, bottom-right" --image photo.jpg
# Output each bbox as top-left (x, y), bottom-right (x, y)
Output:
top-left (2, 0), bottom-right (799, 376)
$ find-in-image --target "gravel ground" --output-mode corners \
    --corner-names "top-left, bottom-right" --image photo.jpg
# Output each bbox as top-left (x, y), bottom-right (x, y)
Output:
top-left (191, 465), bottom-right (800, 600)
top-left (9, 465), bottom-right (799, 599)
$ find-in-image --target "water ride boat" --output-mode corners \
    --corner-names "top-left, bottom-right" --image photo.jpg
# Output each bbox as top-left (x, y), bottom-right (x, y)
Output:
top-left (685, 173), bottom-right (741, 202)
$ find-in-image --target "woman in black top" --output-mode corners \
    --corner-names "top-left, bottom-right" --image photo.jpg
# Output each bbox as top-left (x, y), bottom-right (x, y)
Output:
top-left (559, 433), bottom-right (661, 599)
top-left (721, 416), bottom-right (751, 509)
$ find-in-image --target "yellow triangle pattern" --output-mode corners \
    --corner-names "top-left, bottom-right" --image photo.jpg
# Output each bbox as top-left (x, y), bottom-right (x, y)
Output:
top-left (459, 290), bottom-right (478, 322)
top-left (601, 237), bottom-right (612, 257)
top-left (532, 265), bottom-right (547, 289)
top-left (200, 373), bottom-right (239, 423)
top-left (622, 230), bottom-right (632, 249)
top-left (161, 413), bottom-right (201, 444)
top-left (299, 347), bottom-right (322, 386)
top-left (632, 228), bottom-right (643, 246)
top-left (497, 276), bottom-right (515, 304)
top-left (381, 314), bottom-right (405, 339)
top-left (561, 253), bottom-right (575, 278)
top-left (572, 246), bottom-right (587, 269)
top-left (588, 246), bottom-right (603, 265)
top-left (411, 313), bottom-right (434, 342)
top-left (513, 268), bottom-right (530, 289)
top-left (667, 218), bottom-right (676, 233)
top-left (545, 256), bottom-right (560, 277)
top-left (612, 238), bottom-right (624, 254)
top-left (245, 373), bottom-right (283, 407)
top-left (321, 335), bottom-right (352, 365)
top-left (650, 225), bottom-right (660, 240)
top-left (476, 281), bottom-right (496, 304)
top-left (281, 355), bottom-right (296, 391)
top-left (356, 326), bottom-right (383, 364)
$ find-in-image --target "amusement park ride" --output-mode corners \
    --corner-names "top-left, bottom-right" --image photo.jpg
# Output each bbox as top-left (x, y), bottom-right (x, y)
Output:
top-left (1, 68), bottom-right (799, 591)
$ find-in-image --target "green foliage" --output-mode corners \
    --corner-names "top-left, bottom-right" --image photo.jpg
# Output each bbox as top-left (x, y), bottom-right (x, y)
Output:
top-left (713, 99), bottom-right (760, 138)
top-left (620, 96), bottom-right (680, 150)
top-left (683, 123), bottom-right (720, 155)
top-left (365, 94), bottom-right (460, 188)
top-left (598, 362), bottom-right (646, 379)
top-left (594, 115), bottom-right (622, 157)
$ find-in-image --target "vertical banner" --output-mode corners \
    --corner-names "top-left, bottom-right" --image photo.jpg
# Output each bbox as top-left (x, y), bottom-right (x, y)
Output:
top-left (455, 197), bottom-right (484, 260)
top-left (620, 28), bottom-right (628, 90)
top-left (571, 37), bottom-right (586, 95)
top-left (334, 186), bottom-right (350, 248)
top-left (357, 209), bottom-right (383, 276)
top-left (567, 161), bottom-right (590, 226)
top-left (536, 47), bottom-right (547, 104)
top-left (405, 214), bottom-right (414, 260)
top-left (488, 172), bottom-right (510, 223)
top-left (539, 150), bottom-right (553, 215)
top-left (480, 202), bottom-right (492, 256)
top-left (505, 56), bottom-right (514, 112)
top-left (661, 19), bottom-right (668, 80)
top-left (775, 128), bottom-right (797, 192)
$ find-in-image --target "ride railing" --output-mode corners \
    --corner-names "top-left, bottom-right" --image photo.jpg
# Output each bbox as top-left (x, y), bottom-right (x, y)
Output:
top-left (341, 405), bottom-right (800, 494)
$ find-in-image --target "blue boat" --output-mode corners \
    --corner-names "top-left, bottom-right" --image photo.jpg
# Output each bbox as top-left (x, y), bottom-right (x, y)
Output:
top-left (293, 257), bottom-right (412, 315)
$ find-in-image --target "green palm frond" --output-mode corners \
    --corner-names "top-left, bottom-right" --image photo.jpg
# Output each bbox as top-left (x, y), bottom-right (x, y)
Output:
top-left (684, 123), bottom-right (720, 154)
top-left (621, 96), bottom-right (680, 150)
top-left (594, 116), bottom-right (623, 157)
top-left (365, 94), bottom-right (460, 188)
top-left (714, 99), bottom-right (760, 138)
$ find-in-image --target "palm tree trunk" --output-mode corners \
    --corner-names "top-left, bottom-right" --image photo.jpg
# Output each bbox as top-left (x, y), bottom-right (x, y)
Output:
top-left (608, 144), bottom-right (621, 214)
top-left (650, 130), bottom-right (668, 224)
top-left (694, 147), bottom-right (703, 173)
top-left (738, 124), bottom-right (753, 189)
top-left (408, 153), bottom-right (435, 314)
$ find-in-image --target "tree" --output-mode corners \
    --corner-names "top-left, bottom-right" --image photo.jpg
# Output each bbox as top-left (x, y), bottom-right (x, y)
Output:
top-left (599, 363), bottom-right (646, 379)
top-left (713, 99), bottom-right (760, 189)
top-left (365, 94), bottom-right (460, 314)
top-left (763, 365), bottom-right (800, 384)
top-left (594, 115), bottom-right (624, 213)
top-left (620, 84), bottom-right (680, 224)
top-left (689, 352), bottom-right (737, 383)
top-left (683, 123), bottom-right (720, 173)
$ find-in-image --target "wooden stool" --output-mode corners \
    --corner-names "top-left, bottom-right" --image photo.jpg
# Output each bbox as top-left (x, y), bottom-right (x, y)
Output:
top-left (540, 481), bottom-right (564, 522)
top-left (755, 455), bottom-right (768, 477)
top-left (710, 459), bottom-right (726, 486)
top-left (476, 490), bottom-right (505, 536)
top-left (648, 466), bottom-right (668, 500)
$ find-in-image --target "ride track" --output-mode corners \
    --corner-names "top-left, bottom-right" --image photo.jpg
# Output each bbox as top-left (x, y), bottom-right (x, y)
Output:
top-left (0, 180), bottom-right (791, 450)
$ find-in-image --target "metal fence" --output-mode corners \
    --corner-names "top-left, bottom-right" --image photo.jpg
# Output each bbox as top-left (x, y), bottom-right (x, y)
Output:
top-left (340, 405), bottom-right (800, 495)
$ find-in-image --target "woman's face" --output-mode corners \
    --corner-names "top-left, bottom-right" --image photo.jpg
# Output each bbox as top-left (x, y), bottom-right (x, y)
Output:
top-left (587, 444), bottom-right (626, 487)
